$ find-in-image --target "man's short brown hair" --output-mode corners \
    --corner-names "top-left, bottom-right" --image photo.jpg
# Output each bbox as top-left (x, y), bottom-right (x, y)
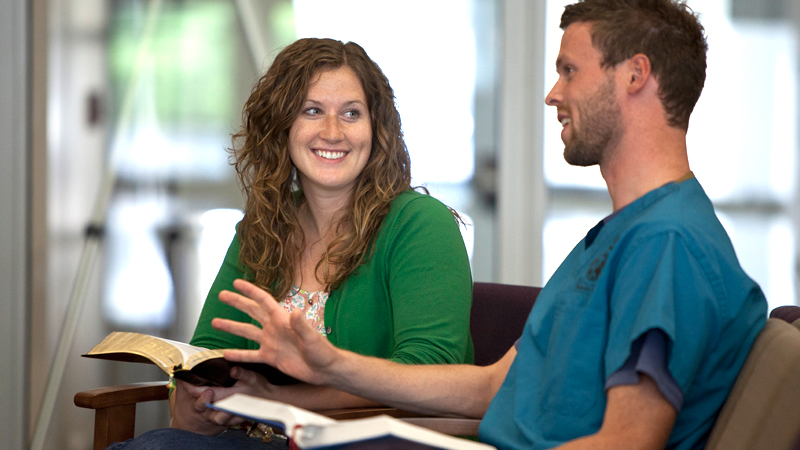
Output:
top-left (561, 0), bottom-right (707, 131)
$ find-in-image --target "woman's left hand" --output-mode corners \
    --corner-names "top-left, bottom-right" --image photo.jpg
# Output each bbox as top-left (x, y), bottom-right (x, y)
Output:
top-left (227, 366), bottom-right (272, 396)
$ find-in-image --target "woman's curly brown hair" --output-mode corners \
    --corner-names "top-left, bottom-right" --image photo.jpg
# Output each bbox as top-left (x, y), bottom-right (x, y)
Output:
top-left (231, 38), bottom-right (412, 299)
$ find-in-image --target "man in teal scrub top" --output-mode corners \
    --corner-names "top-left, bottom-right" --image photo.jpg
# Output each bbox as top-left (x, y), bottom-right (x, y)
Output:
top-left (213, 1), bottom-right (768, 448)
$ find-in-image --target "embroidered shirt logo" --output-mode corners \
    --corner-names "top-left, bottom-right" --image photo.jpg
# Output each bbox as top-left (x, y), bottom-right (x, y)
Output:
top-left (576, 236), bottom-right (619, 291)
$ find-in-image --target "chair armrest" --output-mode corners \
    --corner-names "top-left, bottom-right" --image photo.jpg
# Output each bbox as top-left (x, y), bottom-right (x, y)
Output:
top-left (74, 382), bottom-right (169, 450)
top-left (318, 407), bottom-right (481, 437)
top-left (74, 381), bottom-right (170, 410)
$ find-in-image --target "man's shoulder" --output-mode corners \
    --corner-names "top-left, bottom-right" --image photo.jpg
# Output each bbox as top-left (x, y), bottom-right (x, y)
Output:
top-left (615, 178), bottom-right (721, 244)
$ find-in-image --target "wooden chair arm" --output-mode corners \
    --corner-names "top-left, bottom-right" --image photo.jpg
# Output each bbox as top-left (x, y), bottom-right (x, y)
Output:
top-left (74, 381), bottom-right (170, 409)
top-left (74, 382), bottom-right (169, 450)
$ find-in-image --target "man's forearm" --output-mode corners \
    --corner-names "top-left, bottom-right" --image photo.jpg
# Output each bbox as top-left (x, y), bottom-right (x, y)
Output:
top-left (272, 384), bottom-right (384, 411)
top-left (321, 346), bottom-right (515, 418)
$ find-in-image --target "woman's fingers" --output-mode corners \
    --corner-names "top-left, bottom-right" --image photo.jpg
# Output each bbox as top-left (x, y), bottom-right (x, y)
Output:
top-left (218, 279), bottom-right (284, 325)
top-left (230, 366), bottom-right (258, 385)
top-left (223, 349), bottom-right (268, 364)
top-left (218, 290), bottom-right (265, 322)
top-left (222, 414), bottom-right (246, 427)
top-left (212, 318), bottom-right (263, 342)
top-left (193, 389), bottom-right (214, 413)
top-left (181, 380), bottom-right (209, 398)
top-left (190, 386), bottom-right (243, 426)
top-left (208, 409), bottom-right (236, 426)
top-left (232, 279), bottom-right (280, 311)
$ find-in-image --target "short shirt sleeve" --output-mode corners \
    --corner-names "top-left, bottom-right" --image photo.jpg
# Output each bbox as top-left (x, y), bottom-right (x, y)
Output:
top-left (605, 328), bottom-right (683, 412)
top-left (605, 229), bottom-right (719, 400)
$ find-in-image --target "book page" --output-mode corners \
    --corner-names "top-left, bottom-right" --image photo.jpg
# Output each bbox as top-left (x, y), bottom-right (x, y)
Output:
top-left (155, 337), bottom-right (210, 364)
top-left (296, 415), bottom-right (495, 450)
top-left (183, 348), bottom-right (227, 371)
top-left (85, 332), bottom-right (190, 374)
top-left (210, 394), bottom-right (336, 432)
top-left (86, 333), bottom-right (299, 387)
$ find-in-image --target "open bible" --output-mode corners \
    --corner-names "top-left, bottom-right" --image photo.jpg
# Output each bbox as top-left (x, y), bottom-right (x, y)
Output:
top-left (209, 393), bottom-right (496, 450)
top-left (83, 331), bottom-right (297, 387)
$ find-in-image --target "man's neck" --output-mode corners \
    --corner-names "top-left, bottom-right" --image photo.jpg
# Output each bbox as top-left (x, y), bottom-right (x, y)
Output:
top-left (600, 125), bottom-right (691, 212)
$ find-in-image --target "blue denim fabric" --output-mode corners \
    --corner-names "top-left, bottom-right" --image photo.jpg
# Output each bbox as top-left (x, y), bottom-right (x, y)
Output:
top-left (105, 428), bottom-right (288, 450)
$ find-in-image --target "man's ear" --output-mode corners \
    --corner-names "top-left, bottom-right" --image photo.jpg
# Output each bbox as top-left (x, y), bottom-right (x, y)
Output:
top-left (626, 53), bottom-right (651, 94)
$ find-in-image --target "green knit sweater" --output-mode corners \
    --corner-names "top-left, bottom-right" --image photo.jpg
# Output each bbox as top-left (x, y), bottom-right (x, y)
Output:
top-left (191, 190), bottom-right (474, 365)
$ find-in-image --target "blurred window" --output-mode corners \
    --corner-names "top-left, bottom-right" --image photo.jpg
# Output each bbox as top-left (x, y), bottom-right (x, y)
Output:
top-left (108, 0), bottom-right (239, 181)
top-left (104, 0), bottom-right (243, 326)
top-left (293, 0), bottom-right (477, 184)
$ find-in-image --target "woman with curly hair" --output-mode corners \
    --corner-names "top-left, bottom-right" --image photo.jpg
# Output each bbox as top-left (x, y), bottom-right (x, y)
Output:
top-left (118, 38), bottom-right (473, 448)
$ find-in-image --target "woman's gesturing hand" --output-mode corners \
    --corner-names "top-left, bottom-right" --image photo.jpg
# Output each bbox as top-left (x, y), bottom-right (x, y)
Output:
top-left (212, 278), bottom-right (340, 386)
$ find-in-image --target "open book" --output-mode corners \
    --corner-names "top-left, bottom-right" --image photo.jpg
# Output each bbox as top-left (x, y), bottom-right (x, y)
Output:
top-left (209, 394), bottom-right (496, 450)
top-left (83, 331), bottom-right (297, 387)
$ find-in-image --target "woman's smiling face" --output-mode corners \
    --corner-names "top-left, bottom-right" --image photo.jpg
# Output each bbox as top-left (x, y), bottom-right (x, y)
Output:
top-left (288, 66), bottom-right (372, 197)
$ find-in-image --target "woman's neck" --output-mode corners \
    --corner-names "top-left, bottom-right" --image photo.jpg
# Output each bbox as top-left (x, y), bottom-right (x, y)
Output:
top-left (295, 200), bottom-right (345, 293)
top-left (300, 187), bottom-right (352, 239)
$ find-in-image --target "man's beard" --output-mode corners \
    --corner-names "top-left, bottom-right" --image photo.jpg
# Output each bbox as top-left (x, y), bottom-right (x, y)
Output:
top-left (563, 76), bottom-right (622, 167)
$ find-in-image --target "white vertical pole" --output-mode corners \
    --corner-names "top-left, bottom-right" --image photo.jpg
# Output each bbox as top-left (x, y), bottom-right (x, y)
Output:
top-left (497, 0), bottom-right (547, 287)
top-left (0, 0), bottom-right (30, 448)
top-left (791, 0), bottom-right (800, 307)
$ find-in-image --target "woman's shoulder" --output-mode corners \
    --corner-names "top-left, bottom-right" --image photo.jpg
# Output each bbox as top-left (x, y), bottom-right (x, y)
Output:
top-left (390, 188), bottom-right (447, 211)
top-left (384, 189), bottom-right (457, 229)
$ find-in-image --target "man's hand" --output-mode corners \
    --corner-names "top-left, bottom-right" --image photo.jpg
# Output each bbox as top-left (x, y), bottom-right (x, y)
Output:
top-left (212, 279), bottom-right (340, 385)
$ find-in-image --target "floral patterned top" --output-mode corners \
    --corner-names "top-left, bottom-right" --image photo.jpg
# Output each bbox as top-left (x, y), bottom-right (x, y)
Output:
top-left (242, 286), bottom-right (332, 442)
top-left (278, 286), bottom-right (329, 337)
